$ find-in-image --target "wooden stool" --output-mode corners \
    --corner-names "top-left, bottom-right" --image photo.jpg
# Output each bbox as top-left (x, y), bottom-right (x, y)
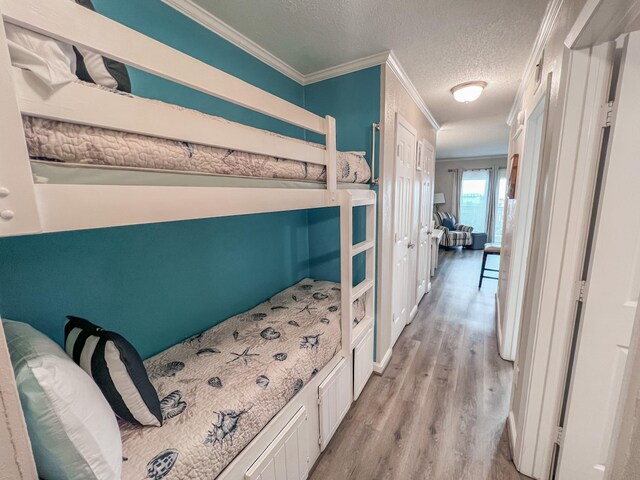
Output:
top-left (479, 243), bottom-right (501, 288)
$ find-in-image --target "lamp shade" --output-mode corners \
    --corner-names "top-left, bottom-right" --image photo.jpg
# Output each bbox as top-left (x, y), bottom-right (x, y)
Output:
top-left (434, 193), bottom-right (446, 205)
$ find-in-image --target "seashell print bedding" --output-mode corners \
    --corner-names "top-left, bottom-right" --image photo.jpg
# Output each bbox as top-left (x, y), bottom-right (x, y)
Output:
top-left (119, 279), bottom-right (365, 479)
top-left (22, 82), bottom-right (371, 184)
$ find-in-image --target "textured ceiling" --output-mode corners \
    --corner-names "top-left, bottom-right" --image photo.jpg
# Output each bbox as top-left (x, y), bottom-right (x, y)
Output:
top-left (193, 0), bottom-right (549, 159)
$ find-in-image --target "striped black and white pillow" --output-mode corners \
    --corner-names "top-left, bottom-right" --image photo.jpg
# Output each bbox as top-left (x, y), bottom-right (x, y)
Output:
top-left (73, 0), bottom-right (131, 93)
top-left (64, 316), bottom-right (162, 427)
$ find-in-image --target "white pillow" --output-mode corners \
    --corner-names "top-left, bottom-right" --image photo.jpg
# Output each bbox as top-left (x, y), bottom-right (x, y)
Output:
top-left (3, 319), bottom-right (122, 480)
top-left (4, 22), bottom-right (77, 89)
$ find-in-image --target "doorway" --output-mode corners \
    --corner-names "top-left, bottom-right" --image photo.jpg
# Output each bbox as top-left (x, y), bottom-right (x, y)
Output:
top-left (500, 85), bottom-right (548, 362)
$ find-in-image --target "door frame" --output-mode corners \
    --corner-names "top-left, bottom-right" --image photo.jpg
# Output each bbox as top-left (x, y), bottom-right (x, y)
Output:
top-left (501, 81), bottom-right (549, 363)
top-left (509, 43), bottom-right (612, 479)
top-left (508, 0), bottom-right (640, 476)
top-left (556, 31), bottom-right (640, 479)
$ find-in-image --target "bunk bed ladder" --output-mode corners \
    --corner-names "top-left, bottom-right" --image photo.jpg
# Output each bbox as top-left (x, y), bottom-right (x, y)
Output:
top-left (339, 189), bottom-right (376, 399)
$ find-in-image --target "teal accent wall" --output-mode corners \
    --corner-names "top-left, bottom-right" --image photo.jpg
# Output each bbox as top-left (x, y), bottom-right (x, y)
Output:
top-left (0, 212), bottom-right (309, 359)
top-left (0, 3), bottom-right (381, 360)
top-left (0, 0), bottom-right (314, 359)
top-left (91, 0), bottom-right (305, 138)
top-left (305, 67), bottom-right (381, 284)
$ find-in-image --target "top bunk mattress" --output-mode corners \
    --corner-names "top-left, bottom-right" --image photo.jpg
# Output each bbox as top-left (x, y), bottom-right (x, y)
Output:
top-left (120, 278), bottom-right (364, 480)
top-left (22, 83), bottom-right (372, 185)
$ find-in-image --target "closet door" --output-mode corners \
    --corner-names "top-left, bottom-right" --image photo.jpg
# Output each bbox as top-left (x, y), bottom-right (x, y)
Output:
top-left (416, 140), bottom-right (434, 302)
top-left (392, 114), bottom-right (417, 346)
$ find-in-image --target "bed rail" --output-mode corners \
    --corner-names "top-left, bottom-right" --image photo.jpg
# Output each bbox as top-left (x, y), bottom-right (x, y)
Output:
top-left (1, 0), bottom-right (326, 134)
top-left (0, 0), bottom-right (341, 236)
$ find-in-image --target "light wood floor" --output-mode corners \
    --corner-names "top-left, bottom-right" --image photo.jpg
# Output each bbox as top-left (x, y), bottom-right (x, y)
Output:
top-left (310, 249), bottom-right (528, 480)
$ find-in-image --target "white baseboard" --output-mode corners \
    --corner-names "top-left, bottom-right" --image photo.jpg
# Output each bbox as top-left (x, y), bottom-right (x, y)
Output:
top-left (495, 293), bottom-right (504, 356)
top-left (507, 411), bottom-right (517, 462)
top-left (373, 347), bottom-right (392, 375)
top-left (408, 304), bottom-right (418, 324)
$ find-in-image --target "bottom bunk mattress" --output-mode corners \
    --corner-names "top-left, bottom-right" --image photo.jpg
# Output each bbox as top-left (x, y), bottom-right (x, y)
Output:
top-left (120, 278), bottom-right (364, 480)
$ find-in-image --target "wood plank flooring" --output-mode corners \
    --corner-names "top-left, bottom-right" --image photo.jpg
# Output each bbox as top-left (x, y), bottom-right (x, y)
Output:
top-left (310, 249), bottom-right (529, 480)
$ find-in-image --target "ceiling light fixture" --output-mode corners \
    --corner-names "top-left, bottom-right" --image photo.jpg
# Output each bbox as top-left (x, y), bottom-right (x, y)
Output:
top-left (451, 81), bottom-right (487, 103)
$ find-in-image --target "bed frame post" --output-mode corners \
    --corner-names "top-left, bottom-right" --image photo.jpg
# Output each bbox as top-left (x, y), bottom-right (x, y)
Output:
top-left (339, 191), bottom-right (353, 358)
top-left (0, 320), bottom-right (38, 479)
top-left (325, 115), bottom-right (337, 204)
top-left (0, 15), bottom-right (42, 237)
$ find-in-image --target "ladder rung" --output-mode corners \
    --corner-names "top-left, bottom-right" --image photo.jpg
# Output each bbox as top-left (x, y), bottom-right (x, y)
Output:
top-left (351, 315), bottom-right (373, 348)
top-left (351, 240), bottom-right (375, 256)
top-left (351, 278), bottom-right (374, 302)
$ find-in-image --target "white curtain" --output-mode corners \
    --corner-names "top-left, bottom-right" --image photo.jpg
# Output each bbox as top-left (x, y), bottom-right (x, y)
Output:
top-left (486, 167), bottom-right (498, 242)
top-left (450, 168), bottom-right (462, 220)
top-left (493, 167), bottom-right (508, 243)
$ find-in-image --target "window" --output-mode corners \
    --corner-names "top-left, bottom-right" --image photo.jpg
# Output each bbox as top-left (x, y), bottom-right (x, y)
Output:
top-left (459, 169), bottom-right (490, 232)
top-left (494, 168), bottom-right (508, 243)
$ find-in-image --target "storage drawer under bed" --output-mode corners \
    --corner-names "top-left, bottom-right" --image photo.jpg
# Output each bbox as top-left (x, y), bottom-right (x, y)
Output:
top-left (353, 324), bottom-right (374, 400)
top-left (245, 407), bottom-right (310, 480)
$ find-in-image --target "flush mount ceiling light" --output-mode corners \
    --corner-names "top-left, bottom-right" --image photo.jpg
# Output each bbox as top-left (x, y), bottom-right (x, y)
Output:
top-left (451, 81), bottom-right (487, 103)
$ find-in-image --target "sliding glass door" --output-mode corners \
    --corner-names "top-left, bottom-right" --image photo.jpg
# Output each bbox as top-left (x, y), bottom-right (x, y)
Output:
top-left (459, 169), bottom-right (490, 232)
top-left (459, 167), bottom-right (508, 242)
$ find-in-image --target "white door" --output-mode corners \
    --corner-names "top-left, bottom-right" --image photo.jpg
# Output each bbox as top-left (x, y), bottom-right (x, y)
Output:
top-left (407, 139), bottom-right (421, 324)
top-left (392, 114), bottom-right (416, 346)
top-left (416, 140), bottom-right (434, 302)
top-left (501, 87), bottom-right (547, 362)
top-left (558, 32), bottom-right (640, 480)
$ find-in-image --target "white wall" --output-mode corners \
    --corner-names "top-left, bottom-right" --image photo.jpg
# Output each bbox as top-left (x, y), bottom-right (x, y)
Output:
top-left (376, 63), bottom-right (437, 366)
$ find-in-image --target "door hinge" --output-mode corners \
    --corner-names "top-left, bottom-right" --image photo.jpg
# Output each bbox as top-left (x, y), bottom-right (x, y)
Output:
top-left (602, 100), bottom-right (614, 127)
top-left (575, 280), bottom-right (587, 302)
top-left (555, 426), bottom-right (564, 445)
top-left (318, 435), bottom-right (323, 446)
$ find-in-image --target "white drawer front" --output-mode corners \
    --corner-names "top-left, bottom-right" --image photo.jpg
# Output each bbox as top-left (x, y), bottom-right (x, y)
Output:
top-left (245, 407), bottom-right (309, 480)
top-left (353, 325), bottom-right (374, 400)
top-left (318, 357), bottom-right (351, 451)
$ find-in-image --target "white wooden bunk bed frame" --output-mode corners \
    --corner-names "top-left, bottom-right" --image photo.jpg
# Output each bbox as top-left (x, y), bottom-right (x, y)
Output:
top-left (0, 0), bottom-right (377, 478)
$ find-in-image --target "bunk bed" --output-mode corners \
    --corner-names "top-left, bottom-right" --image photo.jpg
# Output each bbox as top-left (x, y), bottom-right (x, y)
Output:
top-left (0, 0), bottom-right (377, 479)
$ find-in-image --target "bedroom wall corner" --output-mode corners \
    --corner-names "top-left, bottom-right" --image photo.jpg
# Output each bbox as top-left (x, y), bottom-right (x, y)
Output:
top-left (304, 66), bottom-right (381, 287)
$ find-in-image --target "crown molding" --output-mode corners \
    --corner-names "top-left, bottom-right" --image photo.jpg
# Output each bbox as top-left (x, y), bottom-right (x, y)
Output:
top-left (161, 0), bottom-right (440, 130)
top-left (386, 51), bottom-right (441, 130)
top-left (161, 0), bottom-right (306, 83)
top-left (303, 51), bottom-right (391, 85)
top-left (507, 0), bottom-right (564, 125)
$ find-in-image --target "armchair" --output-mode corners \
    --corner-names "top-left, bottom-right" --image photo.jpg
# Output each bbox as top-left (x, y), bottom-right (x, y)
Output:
top-left (433, 211), bottom-right (474, 247)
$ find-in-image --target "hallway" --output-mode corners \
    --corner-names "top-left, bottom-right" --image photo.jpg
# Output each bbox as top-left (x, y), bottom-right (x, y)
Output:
top-left (310, 249), bottom-right (526, 479)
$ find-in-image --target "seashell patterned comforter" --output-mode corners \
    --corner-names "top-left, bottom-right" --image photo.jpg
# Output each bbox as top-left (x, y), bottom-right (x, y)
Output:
top-left (119, 278), bottom-right (365, 480)
top-left (22, 83), bottom-right (371, 184)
